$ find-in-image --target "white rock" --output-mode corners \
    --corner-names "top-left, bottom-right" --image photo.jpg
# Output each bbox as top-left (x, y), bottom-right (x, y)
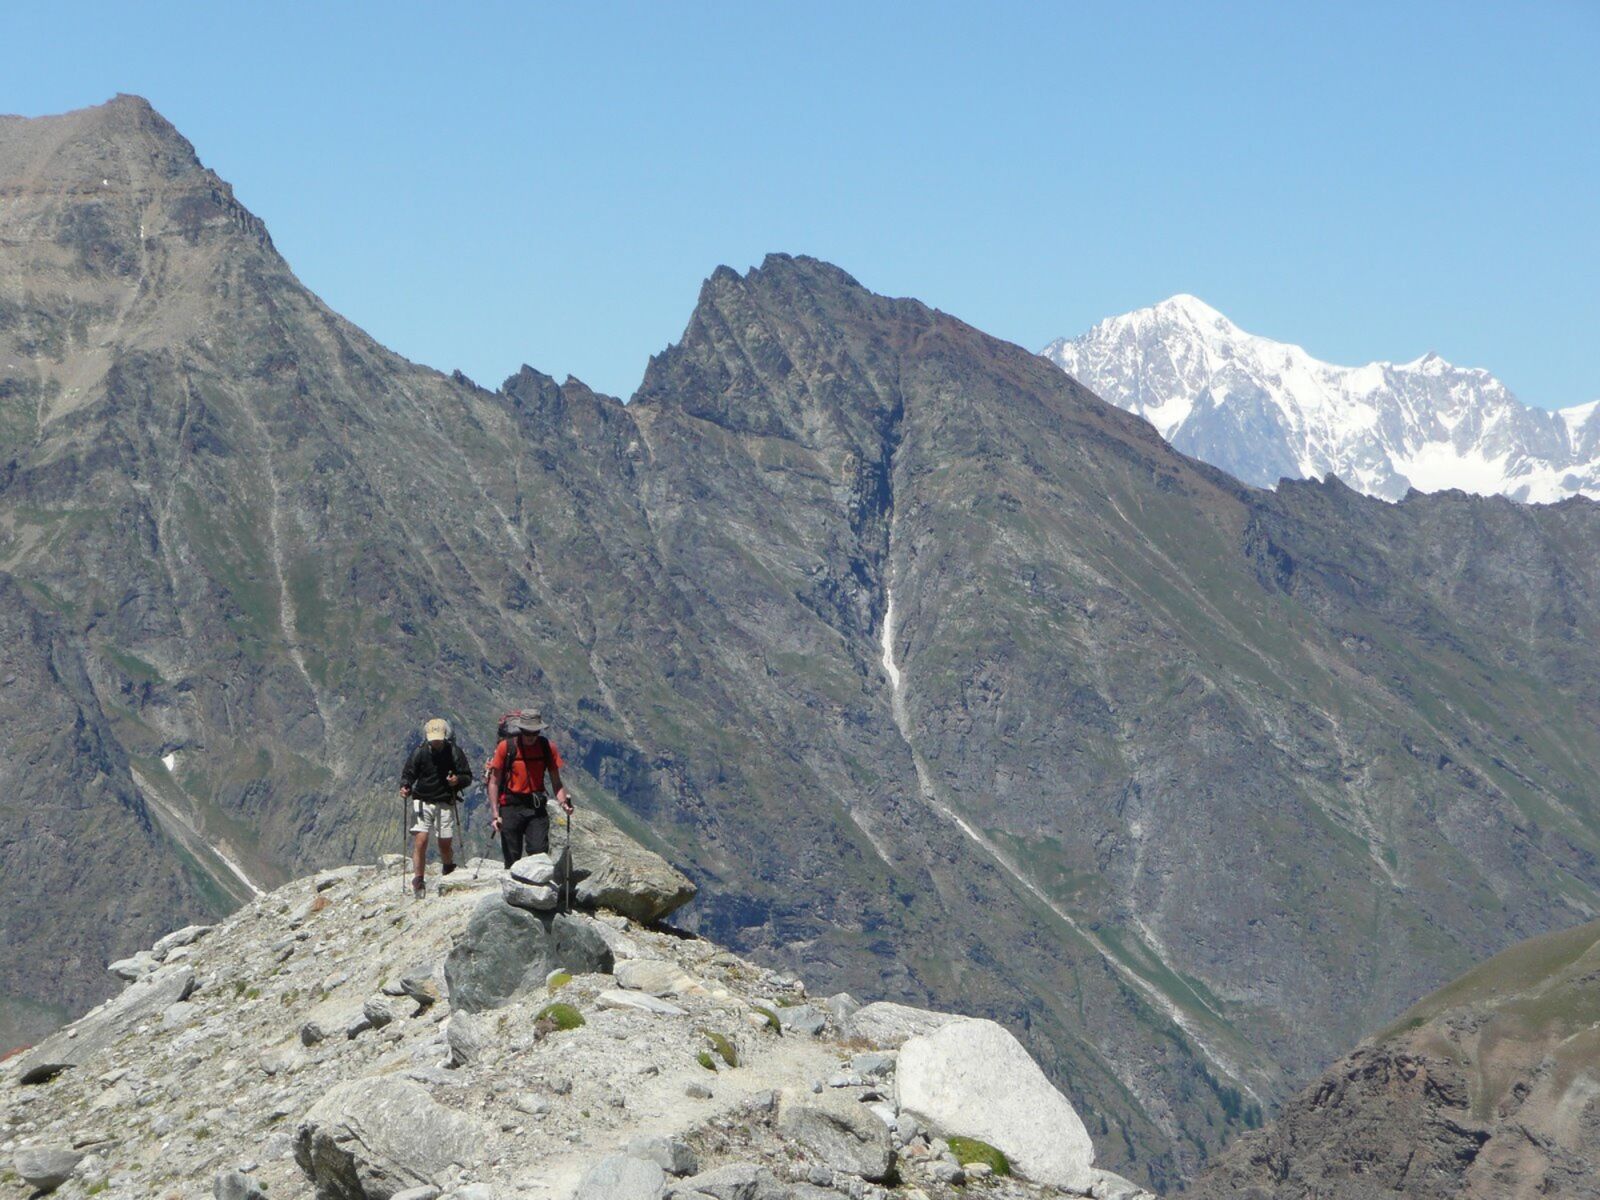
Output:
top-left (596, 990), bottom-right (687, 1017)
top-left (614, 958), bottom-right (695, 997)
top-left (508, 853), bottom-right (560, 886)
top-left (896, 1017), bottom-right (1094, 1190)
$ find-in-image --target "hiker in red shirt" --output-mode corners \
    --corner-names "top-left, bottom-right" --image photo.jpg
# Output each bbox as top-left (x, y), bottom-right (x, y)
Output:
top-left (486, 709), bottom-right (573, 867)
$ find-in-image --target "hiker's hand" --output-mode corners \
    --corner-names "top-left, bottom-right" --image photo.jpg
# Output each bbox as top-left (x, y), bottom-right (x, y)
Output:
top-left (557, 788), bottom-right (573, 814)
top-left (399, 786), bottom-right (410, 798)
top-left (491, 814), bottom-right (502, 832)
top-left (446, 773), bottom-right (461, 789)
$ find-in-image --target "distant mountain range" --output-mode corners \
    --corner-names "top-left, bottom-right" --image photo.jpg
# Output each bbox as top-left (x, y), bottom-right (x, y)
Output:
top-left (1044, 296), bottom-right (1600, 502)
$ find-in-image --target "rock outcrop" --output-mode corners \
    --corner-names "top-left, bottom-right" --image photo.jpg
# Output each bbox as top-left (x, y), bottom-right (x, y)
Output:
top-left (2, 855), bottom-right (1123, 1200)
top-left (294, 1078), bottom-right (485, 1199)
top-left (1189, 919), bottom-right (1600, 1199)
top-left (896, 1018), bottom-right (1096, 1190)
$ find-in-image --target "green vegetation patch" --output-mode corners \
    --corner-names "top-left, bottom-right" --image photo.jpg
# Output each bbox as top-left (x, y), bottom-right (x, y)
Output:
top-left (752, 1005), bottom-right (782, 1034)
top-left (703, 1029), bottom-right (739, 1068)
top-left (535, 1002), bottom-right (585, 1031)
top-left (947, 1135), bottom-right (1010, 1176)
top-left (546, 971), bottom-right (573, 994)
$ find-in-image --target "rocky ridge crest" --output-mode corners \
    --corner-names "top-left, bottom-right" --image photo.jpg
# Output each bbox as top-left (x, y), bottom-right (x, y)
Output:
top-left (1, 822), bottom-right (1147, 1200)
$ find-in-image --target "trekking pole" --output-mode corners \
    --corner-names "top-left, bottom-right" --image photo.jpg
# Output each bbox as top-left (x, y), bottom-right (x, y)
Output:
top-left (400, 794), bottom-right (409, 897)
top-left (471, 789), bottom-right (484, 880)
top-left (563, 806), bottom-right (573, 912)
top-left (452, 796), bottom-right (463, 886)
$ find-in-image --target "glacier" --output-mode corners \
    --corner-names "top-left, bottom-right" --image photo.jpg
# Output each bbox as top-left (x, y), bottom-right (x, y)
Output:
top-left (1043, 295), bottom-right (1600, 504)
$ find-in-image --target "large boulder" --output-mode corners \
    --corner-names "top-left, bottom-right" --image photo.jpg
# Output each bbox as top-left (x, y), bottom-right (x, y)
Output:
top-left (443, 896), bottom-right (613, 1013)
top-left (568, 807), bottom-right (696, 923)
top-left (842, 1001), bottom-right (956, 1049)
top-left (571, 1153), bottom-right (664, 1200)
top-left (14, 1147), bottom-right (83, 1193)
top-left (17, 965), bottom-right (196, 1083)
top-left (293, 1077), bottom-right (484, 1199)
top-left (776, 1090), bottom-right (894, 1182)
top-left (896, 1017), bottom-right (1095, 1190)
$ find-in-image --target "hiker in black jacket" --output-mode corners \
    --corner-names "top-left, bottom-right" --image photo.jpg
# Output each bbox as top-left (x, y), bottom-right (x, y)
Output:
top-left (400, 718), bottom-right (472, 898)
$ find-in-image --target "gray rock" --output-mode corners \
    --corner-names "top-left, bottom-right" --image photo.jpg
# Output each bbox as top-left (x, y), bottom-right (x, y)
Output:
top-left (17, 965), bottom-right (196, 1083)
top-left (572, 1153), bottom-right (665, 1200)
top-left (777, 1090), bottom-right (894, 1182)
top-left (300, 1020), bottom-right (328, 1047)
top-left (107, 950), bottom-right (158, 982)
top-left (443, 897), bottom-right (613, 1013)
top-left (501, 877), bottom-right (559, 912)
top-left (315, 866), bottom-right (365, 891)
top-left (685, 1083), bottom-right (713, 1099)
top-left (293, 1077), bottom-right (484, 1200)
top-left (447, 1013), bottom-right (487, 1067)
top-left (15, 1146), bottom-right (84, 1193)
top-left (627, 1135), bottom-right (699, 1176)
top-left (1086, 1167), bottom-right (1158, 1200)
top-left (390, 1190), bottom-right (441, 1200)
top-left (214, 1169), bottom-right (269, 1200)
top-left (345, 1013), bottom-right (375, 1040)
top-left (152, 923), bottom-right (215, 959)
top-left (928, 1160), bottom-right (965, 1184)
top-left (400, 966), bottom-right (442, 1009)
top-left (851, 1052), bottom-right (896, 1079)
top-left (843, 1001), bottom-right (956, 1049)
top-left (567, 808), bottom-right (697, 924)
top-left (823, 992), bottom-right (861, 1025)
top-left (776, 1004), bottom-right (826, 1037)
top-left (669, 1163), bottom-right (788, 1199)
top-left (508, 853), bottom-right (561, 886)
top-left (363, 997), bottom-right (396, 1029)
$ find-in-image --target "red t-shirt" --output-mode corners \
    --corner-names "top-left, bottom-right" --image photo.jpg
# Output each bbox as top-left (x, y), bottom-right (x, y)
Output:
top-left (489, 736), bottom-right (562, 800)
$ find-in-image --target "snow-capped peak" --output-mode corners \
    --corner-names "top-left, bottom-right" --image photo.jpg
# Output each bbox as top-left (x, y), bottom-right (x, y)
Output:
top-left (1043, 300), bottom-right (1597, 504)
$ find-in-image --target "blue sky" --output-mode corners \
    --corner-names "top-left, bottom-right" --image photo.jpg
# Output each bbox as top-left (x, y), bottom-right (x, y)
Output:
top-left (6, 2), bottom-right (1597, 406)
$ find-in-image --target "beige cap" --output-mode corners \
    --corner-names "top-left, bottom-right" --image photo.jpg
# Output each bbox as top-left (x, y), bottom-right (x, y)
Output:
top-left (512, 710), bottom-right (544, 733)
top-left (423, 717), bottom-right (451, 741)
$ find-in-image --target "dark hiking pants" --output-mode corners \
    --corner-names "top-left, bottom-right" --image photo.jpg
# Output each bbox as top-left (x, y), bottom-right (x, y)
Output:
top-left (500, 797), bottom-right (549, 867)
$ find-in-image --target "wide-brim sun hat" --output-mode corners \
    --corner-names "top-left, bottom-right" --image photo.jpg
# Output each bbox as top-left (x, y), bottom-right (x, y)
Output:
top-left (512, 710), bottom-right (545, 733)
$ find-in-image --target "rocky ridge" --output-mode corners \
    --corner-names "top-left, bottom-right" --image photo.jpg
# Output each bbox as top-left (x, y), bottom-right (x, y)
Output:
top-left (1188, 918), bottom-right (1600, 1198)
top-left (0, 828), bottom-right (1149, 1200)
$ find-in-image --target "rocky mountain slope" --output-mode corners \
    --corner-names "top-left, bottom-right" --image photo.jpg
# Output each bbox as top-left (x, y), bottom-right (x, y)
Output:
top-left (0, 842), bottom-right (1154, 1200)
top-left (1189, 918), bottom-right (1600, 1198)
top-left (9, 96), bottom-right (1600, 1188)
top-left (1043, 296), bottom-right (1600, 501)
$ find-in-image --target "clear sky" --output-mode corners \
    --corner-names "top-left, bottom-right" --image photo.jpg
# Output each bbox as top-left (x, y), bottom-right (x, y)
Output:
top-left (6, 2), bottom-right (1597, 407)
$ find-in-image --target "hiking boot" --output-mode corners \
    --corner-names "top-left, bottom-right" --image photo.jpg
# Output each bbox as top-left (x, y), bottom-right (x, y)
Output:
top-left (441, 862), bottom-right (457, 876)
top-left (412, 875), bottom-right (425, 898)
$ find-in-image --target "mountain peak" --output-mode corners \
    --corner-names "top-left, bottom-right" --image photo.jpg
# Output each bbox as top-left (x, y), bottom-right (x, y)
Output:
top-left (1045, 298), bottom-right (1595, 503)
top-left (0, 93), bottom-right (204, 190)
top-left (1150, 293), bottom-right (1230, 326)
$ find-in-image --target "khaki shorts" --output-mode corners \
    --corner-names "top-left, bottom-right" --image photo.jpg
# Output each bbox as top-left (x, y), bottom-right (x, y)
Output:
top-left (410, 799), bottom-right (458, 839)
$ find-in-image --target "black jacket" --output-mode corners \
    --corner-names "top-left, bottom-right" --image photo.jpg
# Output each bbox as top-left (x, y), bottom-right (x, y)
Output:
top-left (401, 740), bottom-right (472, 805)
